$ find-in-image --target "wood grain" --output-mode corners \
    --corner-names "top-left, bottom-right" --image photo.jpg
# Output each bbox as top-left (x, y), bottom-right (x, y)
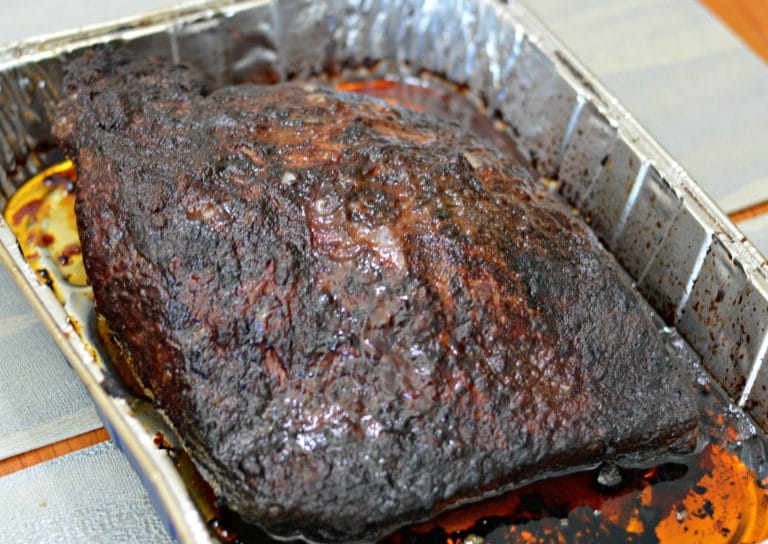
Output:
top-left (729, 199), bottom-right (768, 224)
top-left (701, 0), bottom-right (768, 62)
top-left (0, 428), bottom-right (110, 477)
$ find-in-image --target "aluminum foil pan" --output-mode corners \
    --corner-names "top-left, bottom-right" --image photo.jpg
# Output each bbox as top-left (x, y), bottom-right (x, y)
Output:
top-left (1, 0), bottom-right (767, 542)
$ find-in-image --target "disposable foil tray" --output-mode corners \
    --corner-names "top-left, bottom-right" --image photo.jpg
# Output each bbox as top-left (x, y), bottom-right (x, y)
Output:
top-left (1, 1), bottom-right (767, 542)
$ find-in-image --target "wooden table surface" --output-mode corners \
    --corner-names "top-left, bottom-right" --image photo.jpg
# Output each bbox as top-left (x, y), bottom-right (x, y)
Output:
top-left (702, 0), bottom-right (768, 63)
top-left (0, 0), bottom-right (767, 541)
top-left (700, 0), bottom-right (768, 228)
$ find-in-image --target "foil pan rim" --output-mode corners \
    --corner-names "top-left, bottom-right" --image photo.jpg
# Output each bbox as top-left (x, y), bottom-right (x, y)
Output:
top-left (514, 2), bottom-right (766, 272)
top-left (0, 220), bottom-right (213, 543)
top-left (0, 0), bottom-right (265, 69)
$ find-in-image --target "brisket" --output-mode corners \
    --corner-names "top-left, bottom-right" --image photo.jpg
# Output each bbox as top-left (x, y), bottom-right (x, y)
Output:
top-left (52, 50), bottom-right (699, 542)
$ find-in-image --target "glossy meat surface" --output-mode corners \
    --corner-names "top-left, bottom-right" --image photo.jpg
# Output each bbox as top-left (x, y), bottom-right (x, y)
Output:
top-left (53, 50), bottom-right (699, 542)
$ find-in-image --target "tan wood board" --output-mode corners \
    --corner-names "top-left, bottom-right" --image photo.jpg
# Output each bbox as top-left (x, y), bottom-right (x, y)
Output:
top-left (701, 0), bottom-right (768, 63)
top-left (0, 428), bottom-right (110, 477)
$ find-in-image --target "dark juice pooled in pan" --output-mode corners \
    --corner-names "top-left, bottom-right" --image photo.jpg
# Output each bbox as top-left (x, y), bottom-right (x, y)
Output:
top-left (386, 380), bottom-right (768, 544)
top-left (205, 377), bottom-right (768, 544)
top-left (5, 78), bottom-right (768, 544)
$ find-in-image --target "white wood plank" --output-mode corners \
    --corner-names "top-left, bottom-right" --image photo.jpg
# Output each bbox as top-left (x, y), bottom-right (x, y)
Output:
top-left (0, 407), bottom-right (102, 461)
top-left (521, 0), bottom-right (768, 215)
top-left (0, 442), bottom-right (172, 543)
top-left (0, 263), bottom-right (99, 452)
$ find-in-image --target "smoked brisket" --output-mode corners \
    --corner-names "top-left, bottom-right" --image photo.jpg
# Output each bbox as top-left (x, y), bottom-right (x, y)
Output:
top-left (53, 50), bottom-right (699, 542)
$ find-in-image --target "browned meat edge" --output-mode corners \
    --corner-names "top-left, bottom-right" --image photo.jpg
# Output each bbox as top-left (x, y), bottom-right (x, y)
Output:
top-left (53, 49), bottom-right (699, 543)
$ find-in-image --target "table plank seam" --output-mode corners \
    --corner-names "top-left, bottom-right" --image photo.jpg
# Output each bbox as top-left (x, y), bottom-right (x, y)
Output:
top-left (0, 427), bottom-right (109, 477)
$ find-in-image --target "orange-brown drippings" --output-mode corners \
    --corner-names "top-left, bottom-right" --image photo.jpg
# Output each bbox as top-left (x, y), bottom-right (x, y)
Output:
top-left (336, 78), bottom-right (523, 162)
top-left (337, 80), bottom-right (435, 113)
top-left (4, 80), bottom-right (768, 544)
top-left (58, 242), bottom-right (82, 265)
top-left (384, 439), bottom-right (768, 544)
top-left (11, 199), bottom-right (44, 226)
top-left (31, 231), bottom-right (55, 247)
top-left (4, 160), bottom-right (84, 296)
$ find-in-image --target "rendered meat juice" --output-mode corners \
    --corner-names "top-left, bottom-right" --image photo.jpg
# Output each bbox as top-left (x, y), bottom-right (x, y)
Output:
top-left (5, 79), bottom-right (768, 544)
